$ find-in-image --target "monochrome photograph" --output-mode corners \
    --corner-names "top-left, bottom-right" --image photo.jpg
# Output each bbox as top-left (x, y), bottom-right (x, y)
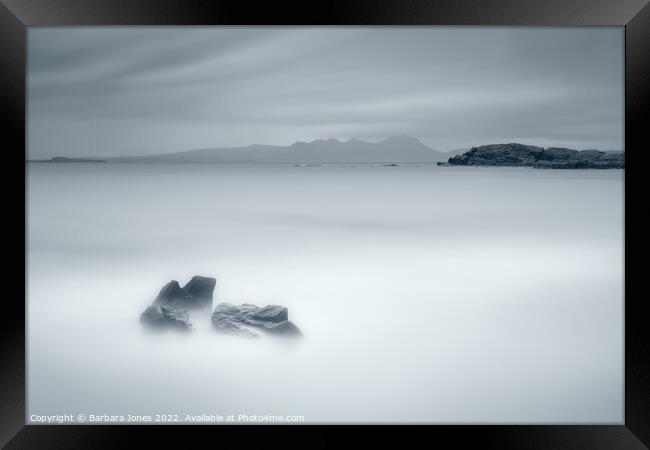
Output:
top-left (26, 26), bottom-right (624, 424)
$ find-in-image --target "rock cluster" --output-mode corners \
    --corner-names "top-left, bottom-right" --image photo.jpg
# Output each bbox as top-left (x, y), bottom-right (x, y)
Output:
top-left (139, 276), bottom-right (302, 338)
top-left (443, 143), bottom-right (624, 169)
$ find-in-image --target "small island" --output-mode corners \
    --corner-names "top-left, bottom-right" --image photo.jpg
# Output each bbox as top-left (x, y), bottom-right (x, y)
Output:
top-left (29, 156), bottom-right (107, 163)
top-left (439, 143), bottom-right (624, 169)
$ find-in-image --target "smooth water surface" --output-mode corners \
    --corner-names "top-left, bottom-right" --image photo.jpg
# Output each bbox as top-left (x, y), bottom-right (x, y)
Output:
top-left (27, 164), bottom-right (624, 423)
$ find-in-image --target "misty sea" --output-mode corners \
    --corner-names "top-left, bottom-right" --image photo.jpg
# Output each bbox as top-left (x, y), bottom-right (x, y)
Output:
top-left (26, 163), bottom-right (624, 424)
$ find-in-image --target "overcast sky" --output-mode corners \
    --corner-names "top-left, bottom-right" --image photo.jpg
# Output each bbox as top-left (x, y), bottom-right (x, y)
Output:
top-left (28, 27), bottom-right (624, 158)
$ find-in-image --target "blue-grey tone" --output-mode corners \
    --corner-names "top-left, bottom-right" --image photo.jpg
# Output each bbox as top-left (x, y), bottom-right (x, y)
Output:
top-left (26, 27), bottom-right (624, 424)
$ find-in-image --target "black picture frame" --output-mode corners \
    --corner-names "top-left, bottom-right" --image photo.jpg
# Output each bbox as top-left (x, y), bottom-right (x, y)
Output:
top-left (2, 0), bottom-right (648, 448)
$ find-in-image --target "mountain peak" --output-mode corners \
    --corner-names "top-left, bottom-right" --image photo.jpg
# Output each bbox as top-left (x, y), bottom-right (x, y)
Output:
top-left (381, 135), bottom-right (424, 145)
top-left (291, 138), bottom-right (343, 147)
top-left (311, 138), bottom-right (342, 145)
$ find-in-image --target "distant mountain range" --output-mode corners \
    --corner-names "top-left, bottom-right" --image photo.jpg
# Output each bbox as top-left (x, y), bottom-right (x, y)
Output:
top-left (104, 135), bottom-right (451, 164)
top-left (29, 136), bottom-right (622, 165)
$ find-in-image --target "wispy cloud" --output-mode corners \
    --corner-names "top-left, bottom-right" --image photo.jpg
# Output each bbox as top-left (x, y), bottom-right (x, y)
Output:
top-left (28, 27), bottom-right (624, 158)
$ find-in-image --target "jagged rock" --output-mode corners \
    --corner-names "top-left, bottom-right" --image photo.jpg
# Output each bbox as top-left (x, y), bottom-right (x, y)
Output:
top-left (155, 281), bottom-right (189, 302)
top-left (183, 276), bottom-right (217, 310)
top-left (140, 306), bottom-right (192, 331)
top-left (211, 303), bottom-right (302, 338)
top-left (447, 143), bottom-right (624, 169)
top-left (153, 276), bottom-right (216, 312)
top-left (140, 275), bottom-right (216, 330)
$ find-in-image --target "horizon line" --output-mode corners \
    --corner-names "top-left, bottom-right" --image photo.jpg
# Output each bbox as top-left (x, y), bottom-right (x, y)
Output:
top-left (28, 136), bottom-right (624, 161)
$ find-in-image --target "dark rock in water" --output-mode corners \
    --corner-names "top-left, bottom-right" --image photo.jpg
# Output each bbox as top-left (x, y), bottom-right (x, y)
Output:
top-left (248, 305), bottom-right (288, 323)
top-left (183, 276), bottom-right (217, 310)
top-left (155, 281), bottom-right (188, 303)
top-left (447, 143), bottom-right (624, 169)
top-left (140, 306), bottom-right (192, 331)
top-left (153, 276), bottom-right (216, 312)
top-left (211, 303), bottom-right (302, 338)
top-left (140, 275), bottom-right (216, 330)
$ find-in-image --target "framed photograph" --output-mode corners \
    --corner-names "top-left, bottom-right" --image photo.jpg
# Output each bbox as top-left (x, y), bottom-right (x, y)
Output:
top-left (2, 0), bottom-right (648, 448)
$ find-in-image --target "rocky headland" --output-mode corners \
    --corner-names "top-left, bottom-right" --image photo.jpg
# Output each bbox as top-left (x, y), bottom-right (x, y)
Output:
top-left (441, 143), bottom-right (624, 169)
